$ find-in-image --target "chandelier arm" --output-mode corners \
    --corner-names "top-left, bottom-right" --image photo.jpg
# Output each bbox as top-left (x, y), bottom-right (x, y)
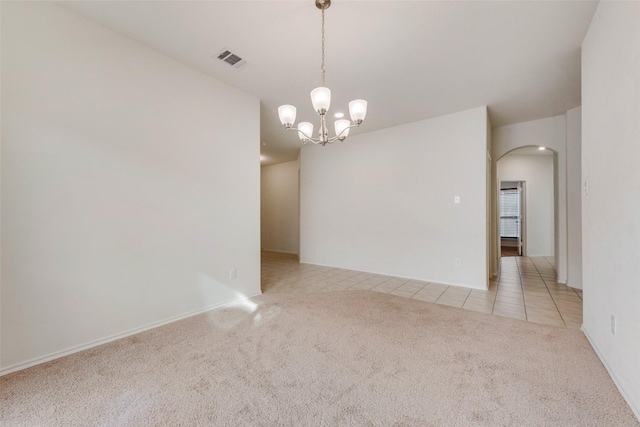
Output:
top-left (283, 120), bottom-right (362, 144)
top-left (283, 126), bottom-right (321, 144)
top-left (329, 122), bottom-right (362, 142)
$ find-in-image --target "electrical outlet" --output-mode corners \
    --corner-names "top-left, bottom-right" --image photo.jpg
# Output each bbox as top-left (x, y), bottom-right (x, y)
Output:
top-left (455, 258), bottom-right (462, 267)
top-left (584, 181), bottom-right (589, 196)
top-left (611, 315), bottom-right (616, 335)
top-left (454, 196), bottom-right (461, 204)
top-left (229, 268), bottom-right (237, 280)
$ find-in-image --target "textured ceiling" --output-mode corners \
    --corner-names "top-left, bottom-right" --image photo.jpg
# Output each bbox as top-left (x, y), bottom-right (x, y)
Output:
top-left (59, 1), bottom-right (598, 165)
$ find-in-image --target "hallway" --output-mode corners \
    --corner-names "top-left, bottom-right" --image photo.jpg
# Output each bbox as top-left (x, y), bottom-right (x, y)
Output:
top-left (262, 252), bottom-right (583, 330)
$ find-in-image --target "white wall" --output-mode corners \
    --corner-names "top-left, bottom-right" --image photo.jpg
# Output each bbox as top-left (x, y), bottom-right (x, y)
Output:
top-left (493, 116), bottom-right (567, 282)
top-left (565, 107), bottom-right (582, 289)
top-left (581, 1), bottom-right (640, 418)
top-left (261, 160), bottom-right (299, 254)
top-left (497, 154), bottom-right (554, 257)
top-left (300, 107), bottom-right (489, 289)
top-left (1, 2), bottom-right (260, 373)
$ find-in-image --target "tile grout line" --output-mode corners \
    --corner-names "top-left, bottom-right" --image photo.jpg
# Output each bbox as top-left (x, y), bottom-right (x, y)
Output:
top-left (490, 259), bottom-right (503, 314)
top-left (514, 258), bottom-right (528, 321)
top-left (531, 257), bottom-right (567, 328)
top-left (516, 261), bottom-right (533, 322)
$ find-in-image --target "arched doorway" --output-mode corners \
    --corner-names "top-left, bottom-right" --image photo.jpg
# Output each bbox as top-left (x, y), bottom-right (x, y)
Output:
top-left (497, 146), bottom-right (555, 260)
top-left (490, 117), bottom-right (568, 284)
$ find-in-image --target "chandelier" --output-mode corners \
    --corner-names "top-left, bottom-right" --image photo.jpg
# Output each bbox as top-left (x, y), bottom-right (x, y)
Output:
top-left (277, 0), bottom-right (368, 146)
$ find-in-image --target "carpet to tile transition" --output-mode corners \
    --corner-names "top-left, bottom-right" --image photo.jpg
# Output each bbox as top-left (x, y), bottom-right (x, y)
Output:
top-left (1, 291), bottom-right (637, 426)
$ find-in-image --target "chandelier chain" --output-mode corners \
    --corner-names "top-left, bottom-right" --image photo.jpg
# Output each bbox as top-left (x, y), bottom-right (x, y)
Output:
top-left (321, 7), bottom-right (326, 87)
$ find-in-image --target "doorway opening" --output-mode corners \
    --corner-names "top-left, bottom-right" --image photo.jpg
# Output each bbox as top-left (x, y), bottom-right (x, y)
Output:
top-left (500, 181), bottom-right (525, 257)
top-left (494, 145), bottom-right (556, 268)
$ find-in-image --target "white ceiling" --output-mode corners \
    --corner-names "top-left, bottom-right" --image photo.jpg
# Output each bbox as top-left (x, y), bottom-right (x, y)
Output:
top-left (59, 1), bottom-right (598, 165)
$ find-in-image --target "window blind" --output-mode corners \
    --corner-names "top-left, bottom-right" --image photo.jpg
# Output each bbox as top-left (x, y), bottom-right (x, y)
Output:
top-left (500, 188), bottom-right (520, 238)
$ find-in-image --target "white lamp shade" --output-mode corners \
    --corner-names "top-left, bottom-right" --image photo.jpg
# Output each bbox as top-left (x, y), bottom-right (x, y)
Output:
top-left (349, 99), bottom-right (367, 123)
top-left (310, 87), bottom-right (331, 114)
top-left (278, 105), bottom-right (296, 126)
top-left (334, 119), bottom-right (350, 139)
top-left (298, 122), bottom-right (314, 141)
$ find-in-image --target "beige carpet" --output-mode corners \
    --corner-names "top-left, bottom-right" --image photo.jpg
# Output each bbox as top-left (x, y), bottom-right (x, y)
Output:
top-left (1, 291), bottom-right (637, 426)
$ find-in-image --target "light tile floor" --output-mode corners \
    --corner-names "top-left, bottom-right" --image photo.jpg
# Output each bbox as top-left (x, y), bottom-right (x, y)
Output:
top-left (261, 252), bottom-right (583, 330)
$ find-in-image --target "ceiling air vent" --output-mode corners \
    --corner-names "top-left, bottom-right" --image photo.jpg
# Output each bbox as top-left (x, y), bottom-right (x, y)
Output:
top-left (216, 49), bottom-right (247, 70)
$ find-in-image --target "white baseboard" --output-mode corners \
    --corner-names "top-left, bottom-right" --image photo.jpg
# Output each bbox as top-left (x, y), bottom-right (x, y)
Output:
top-left (298, 259), bottom-right (488, 291)
top-left (0, 291), bottom-right (262, 376)
top-left (582, 326), bottom-right (640, 421)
